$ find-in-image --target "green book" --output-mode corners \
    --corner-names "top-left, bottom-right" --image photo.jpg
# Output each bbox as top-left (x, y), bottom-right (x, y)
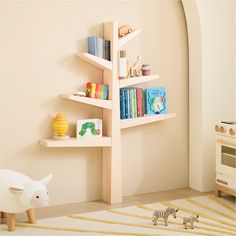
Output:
top-left (131, 89), bottom-right (135, 118)
top-left (133, 89), bottom-right (137, 118)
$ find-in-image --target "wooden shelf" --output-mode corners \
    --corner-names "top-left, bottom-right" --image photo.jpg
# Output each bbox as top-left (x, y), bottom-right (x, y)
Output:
top-left (40, 137), bottom-right (112, 147)
top-left (119, 74), bottom-right (159, 88)
top-left (77, 53), bottom-right (112, 71)
top-left (120, 113), bottom-right (176, 129)
top-left (119, 29), bottom-right (141, 49)
top-left (61, 95), bottom-right (112, 110)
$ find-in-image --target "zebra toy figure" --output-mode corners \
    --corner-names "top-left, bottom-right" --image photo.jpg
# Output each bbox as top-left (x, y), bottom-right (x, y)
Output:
top-left (152, 207), bottom-right (178, 226)
top-left (183, 215), bottom-right (199, 229)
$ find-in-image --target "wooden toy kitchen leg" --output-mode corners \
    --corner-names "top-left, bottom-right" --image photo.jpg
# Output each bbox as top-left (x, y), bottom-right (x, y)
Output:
top-left (26, 208), bottom-right (36, 224)
top-left (214, 184), bottom-right (221, 197)
top-left (7, 213), bottom-right (15, 232)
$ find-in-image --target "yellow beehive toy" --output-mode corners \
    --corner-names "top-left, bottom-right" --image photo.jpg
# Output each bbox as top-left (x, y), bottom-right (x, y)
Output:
top-left (52, 112), bottom-right (69, 140)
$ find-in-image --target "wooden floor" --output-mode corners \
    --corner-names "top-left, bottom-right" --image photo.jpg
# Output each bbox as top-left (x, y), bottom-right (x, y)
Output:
top-left (14, 188), bottom-right (211, 222)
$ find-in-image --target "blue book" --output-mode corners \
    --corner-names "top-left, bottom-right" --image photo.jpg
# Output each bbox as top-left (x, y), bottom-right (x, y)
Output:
top-left (145, 87), bottom-right (167, 115)
top-left (88, 37), bottom-right (98, 56)
top-left (124, 89), bottom-right (129, 119)
top-left (120, 89), bottom-right (126, 119)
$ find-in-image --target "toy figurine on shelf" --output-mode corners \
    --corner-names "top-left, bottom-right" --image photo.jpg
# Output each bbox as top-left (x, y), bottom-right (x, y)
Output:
top-left (74, 91), bottom-right (86, 97)
top-left (52, 111), bottom-right (69, 140)
top-left (183, 215), bottom-right (199, 229)
top-left (118, 25), bottom-right (133, 38)
top-left (128, 56), bottom-right (142, 77)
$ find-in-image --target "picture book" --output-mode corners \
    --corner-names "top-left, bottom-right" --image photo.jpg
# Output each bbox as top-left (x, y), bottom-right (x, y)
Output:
top-left (76, 119), bottom-right (102, 138)
top-left (145, 87), bottom-right (167, 115)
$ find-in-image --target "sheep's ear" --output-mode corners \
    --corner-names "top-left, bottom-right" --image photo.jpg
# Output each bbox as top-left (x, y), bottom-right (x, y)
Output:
top-left (9, 186), bottom-right (24, 195)
top-left (40, 174), bottom-right (53, 186)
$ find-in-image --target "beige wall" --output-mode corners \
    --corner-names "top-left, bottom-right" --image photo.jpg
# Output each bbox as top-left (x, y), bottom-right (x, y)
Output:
top-left (1, 1), bottom-right (188, 205)
top-left (183, 0), bottom-right (235, 192)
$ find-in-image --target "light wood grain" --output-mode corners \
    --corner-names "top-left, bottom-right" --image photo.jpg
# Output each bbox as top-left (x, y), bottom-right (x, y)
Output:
top-left (40, 137), bottom-right (112, 147)
top-left (26, 209), bottom-right (36, 224)
top-left (119, 74), bottom-right (159, 88)
top-left (61, 95), bottom-right (112, 110)
top-left (215, 183), bottom-right (236, 197)
top-left (119, 29), bottom-right (141, 49)
top-left (121, 113), bottom-right (176, 129)
top-left (102, 21), bottom-right (122, 204)
top-left (77, 52), bottom-right (112, 71)
top-left (7, 213), bottom-right (15, 232)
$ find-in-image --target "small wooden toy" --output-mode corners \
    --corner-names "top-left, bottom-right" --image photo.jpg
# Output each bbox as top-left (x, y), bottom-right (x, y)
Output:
top-left (118, 25), bottom-right (133, 38)
top-left (152, 207), bottom-right (178, 226)
top-left (183, 215), bottom-right (199, 229)
top-left (77, 119), bottom-right (102, 138)
top-left (0, 169), bottom-right (52, 232)
top-left (86, 82), bottom-right (109, 100)
top-left (128, 56), bottom-right (142, 77)
top-left (52, 111), bottom-right (69, 140)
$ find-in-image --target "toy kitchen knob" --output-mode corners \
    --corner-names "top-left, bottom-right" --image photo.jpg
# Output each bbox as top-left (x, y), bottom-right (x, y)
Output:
top-left (229, 128), bottom-right (236, 136)
top-left (215, 125), bottom-right (220, 132)
top-left (220, 126), bottom-right (227, 134)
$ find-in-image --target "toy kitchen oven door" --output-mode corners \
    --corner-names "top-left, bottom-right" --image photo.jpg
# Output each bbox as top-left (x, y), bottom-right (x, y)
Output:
top-left (215, 121), bottom-right (236, 197)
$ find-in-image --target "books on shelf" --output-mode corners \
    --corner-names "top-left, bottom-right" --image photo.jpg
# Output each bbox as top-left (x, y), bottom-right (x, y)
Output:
top-left (88, 37), bottom-right (110, 61)
top-left (120, 88), bottom-right (143, 119)
top-left (120, 87), bottom-right (167, 119)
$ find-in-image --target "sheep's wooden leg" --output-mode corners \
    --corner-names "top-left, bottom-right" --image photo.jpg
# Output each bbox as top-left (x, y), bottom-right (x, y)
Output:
top-left (7, 213), bottom-right (15, 232)
top-left (26, 209), bottom-right (36, 224)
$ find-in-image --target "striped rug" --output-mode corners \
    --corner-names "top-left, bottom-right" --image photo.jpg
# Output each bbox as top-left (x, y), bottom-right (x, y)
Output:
top-left (1, 195), bottom-right (235, 235)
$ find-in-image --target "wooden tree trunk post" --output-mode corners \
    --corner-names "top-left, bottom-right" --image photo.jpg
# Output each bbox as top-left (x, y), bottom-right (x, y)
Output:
top-left (7, 213), bottom-right (15, 232)
top-left (26, 208), bottom-right (36, 224)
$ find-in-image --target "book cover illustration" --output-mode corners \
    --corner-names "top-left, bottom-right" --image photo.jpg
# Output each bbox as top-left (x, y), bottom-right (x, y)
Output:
top-left (146, 87), bottom-right (167, 115)
top-left (76, 119), bottom-right (102, 138)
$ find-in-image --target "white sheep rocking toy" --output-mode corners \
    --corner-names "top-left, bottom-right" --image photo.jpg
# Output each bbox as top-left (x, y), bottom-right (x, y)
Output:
top-left (0, 169), bottom-right (52, 232)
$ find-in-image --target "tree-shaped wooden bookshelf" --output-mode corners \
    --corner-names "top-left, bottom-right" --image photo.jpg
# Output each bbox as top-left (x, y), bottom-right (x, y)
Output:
top-left (40, 21), bottom-right (176, 204)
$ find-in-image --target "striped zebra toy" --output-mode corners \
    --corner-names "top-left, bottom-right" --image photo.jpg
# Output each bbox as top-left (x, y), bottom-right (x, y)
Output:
top-left (152, 207), bottom-right (178, 226)
top-left (183, 215), bottom-right (199, 229)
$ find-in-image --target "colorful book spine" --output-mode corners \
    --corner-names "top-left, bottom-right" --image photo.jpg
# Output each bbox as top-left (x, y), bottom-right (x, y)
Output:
top-left (88, 37), bottom-right (98, 57)
top-left (124, 89), bottom-right (129, 119)
top-left (126, 89), bottom-right (131, 119)
top-left (133, 89), bottom-right (137, 118)
top-left (98, 38), bottom-right (103, 58)
top-left (120, 89), bottom-right (126, 119)
top-left (137, 88), bottom-right (143, 117)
